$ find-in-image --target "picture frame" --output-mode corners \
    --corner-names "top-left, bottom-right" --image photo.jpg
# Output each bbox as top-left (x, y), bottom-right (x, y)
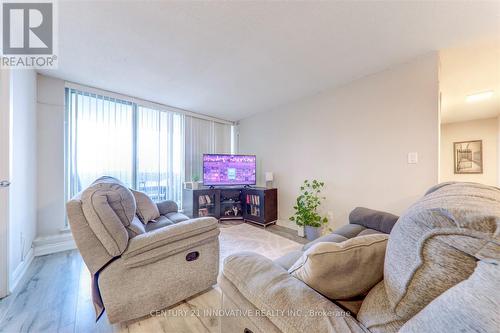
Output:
top-left (454, 140), bottom-right (483, 174)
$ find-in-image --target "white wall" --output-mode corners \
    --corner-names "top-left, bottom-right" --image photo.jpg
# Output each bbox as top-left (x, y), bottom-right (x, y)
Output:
top-left (9, 69), bottom-right (37, 290)
top-left (498, 116), bottom-right (500, 187)
top-left (239, 54), bottom-right (440, 229)
top-left (440, 117), bottom-right (498, 186)
top-left (36, 74), bottom-right (67, 237)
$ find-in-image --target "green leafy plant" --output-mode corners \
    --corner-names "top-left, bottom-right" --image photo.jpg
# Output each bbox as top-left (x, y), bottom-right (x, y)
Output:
top-left (192, 174), bottom-right (200, 182)
top-left (289, 179), bottom-right (328, 228)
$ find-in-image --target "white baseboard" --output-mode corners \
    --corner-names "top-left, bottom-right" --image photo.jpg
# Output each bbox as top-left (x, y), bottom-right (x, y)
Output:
top-left (10, 247), bottom-right (34, 292)
top-left (33, 233), bottom-right (76, 257)
top-left (276, 219), bottom-right (298, 230)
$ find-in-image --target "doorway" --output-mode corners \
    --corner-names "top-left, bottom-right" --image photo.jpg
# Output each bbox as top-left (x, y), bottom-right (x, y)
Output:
top-left (439, 43), bottom-right (500, 187)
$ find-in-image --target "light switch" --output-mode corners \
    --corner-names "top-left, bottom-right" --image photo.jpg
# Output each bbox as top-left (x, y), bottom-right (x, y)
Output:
top-left (408, 152), bottom-right (418, 164)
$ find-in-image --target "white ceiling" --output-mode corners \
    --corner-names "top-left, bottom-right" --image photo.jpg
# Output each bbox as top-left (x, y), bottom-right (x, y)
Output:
top-left (39, 1), bottom-right (500, 121)
top-left (440, 42), bottom-right (500, 124)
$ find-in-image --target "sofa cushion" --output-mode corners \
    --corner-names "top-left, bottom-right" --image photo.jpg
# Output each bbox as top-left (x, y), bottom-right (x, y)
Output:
top-left (145, 215), bottom-right (174, 232)
top-left (165, 212), bottom-right (190, 223)
top-left (131, 190), bottom-right (160, 224)
top-left (274, 250), bottom-right (304, 270)
top-left (126, 216), bottom-right (146, 237)
top-left (81, 177), bottom-right (135, 256)
top-left (289, 234), bottom-right (389, 300)
top-left (302, 233), bottom-right (347, 251)
top-left (222, 252), bottom-right (366, 333)
top-left (335, 299), bottom-right (364, 317)
top-left (331, 223), bottom-right (366, 238)
top-left (218, 273), bottom-right (283, 333)
top-left (357, 229), bottom-right (383, 236)
top-left (384, 182), bottom-right (500, 320)
top-left (349, 207), bottom-right (399, 234)
top-left (399, 261), bottom-right (500, 333)
top-left (357, 281), bottom-right (406, 333)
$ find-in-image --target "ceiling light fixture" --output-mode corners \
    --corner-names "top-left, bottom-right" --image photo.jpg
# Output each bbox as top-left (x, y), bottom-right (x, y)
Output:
top-left (466, 90), bottom-right (494, 103)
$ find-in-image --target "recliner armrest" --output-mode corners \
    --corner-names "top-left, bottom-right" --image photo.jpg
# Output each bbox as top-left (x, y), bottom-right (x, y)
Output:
top-left (156, 200), bottom-right (179, 215)
top-left (349, 207), bottom-right (398, 234)
top-left (123, 217), bottom-right (218, 258)
top-left (220, 252), bottom-right (366, 333)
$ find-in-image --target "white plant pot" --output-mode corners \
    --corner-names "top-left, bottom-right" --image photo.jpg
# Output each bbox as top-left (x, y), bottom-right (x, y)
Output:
top-left (192, 182), bottom-right (199, 190)
top-left (297, 225), bottom-right (305, 237)
top-left (304, 225), bottom-right (322, 241)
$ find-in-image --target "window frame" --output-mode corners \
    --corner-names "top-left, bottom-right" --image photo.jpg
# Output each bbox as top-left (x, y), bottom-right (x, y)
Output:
top-left (64, 82), bottom-right (234, 218)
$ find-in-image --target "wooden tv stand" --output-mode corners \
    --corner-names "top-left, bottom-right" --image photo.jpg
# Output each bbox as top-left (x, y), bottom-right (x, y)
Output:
top-left (182, 187), bottom-right (278, 227)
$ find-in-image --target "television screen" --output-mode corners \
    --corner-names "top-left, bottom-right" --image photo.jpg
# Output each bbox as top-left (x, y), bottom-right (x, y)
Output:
top-left (203, 154), bottom-right (256, 186)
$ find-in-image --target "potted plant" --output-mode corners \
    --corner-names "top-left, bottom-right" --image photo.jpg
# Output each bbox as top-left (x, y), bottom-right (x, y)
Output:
top-left (192, 174), bottom-right (200, 189)
top-left (289, 179), bottom-right (328, 240)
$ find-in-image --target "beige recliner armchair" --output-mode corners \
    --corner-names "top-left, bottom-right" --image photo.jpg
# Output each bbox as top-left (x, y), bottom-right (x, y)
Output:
top-left (67, 176), bottom-right (220, 323)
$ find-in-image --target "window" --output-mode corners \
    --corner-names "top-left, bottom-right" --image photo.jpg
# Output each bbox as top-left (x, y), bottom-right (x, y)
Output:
top-left (67, 90), bottom-right (134, 195)
top-left (136, 106), bottom-right (184, 203)
top-left (66, 87), bottom-right (233, 208)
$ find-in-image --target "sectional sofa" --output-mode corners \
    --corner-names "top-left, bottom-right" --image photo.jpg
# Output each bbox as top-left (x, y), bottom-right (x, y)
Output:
top-left (219, 182), bottom-right (500, 333)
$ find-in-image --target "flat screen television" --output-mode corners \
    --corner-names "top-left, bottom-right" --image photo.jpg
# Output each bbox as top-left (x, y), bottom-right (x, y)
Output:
top-left (203, 154), bottom-right (256, 186)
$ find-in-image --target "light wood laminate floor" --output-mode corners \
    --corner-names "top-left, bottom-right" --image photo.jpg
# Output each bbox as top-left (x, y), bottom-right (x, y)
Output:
top-left (0, 221), bottom-right (304, 333)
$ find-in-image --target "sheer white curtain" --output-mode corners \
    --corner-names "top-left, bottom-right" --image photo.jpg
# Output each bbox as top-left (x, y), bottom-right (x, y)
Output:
top-left (136, 106), bottom-right (184, 204)
top-left (184, 116), bottom-right (232, 182)
top-left (67, 89), bottom-right (134, 195)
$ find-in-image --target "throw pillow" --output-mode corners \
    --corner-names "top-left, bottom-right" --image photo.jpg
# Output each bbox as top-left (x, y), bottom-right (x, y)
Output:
top-left (131, 190), bottom-right (160, 224)
top-left (289, 234), bottom-right (389, 300)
